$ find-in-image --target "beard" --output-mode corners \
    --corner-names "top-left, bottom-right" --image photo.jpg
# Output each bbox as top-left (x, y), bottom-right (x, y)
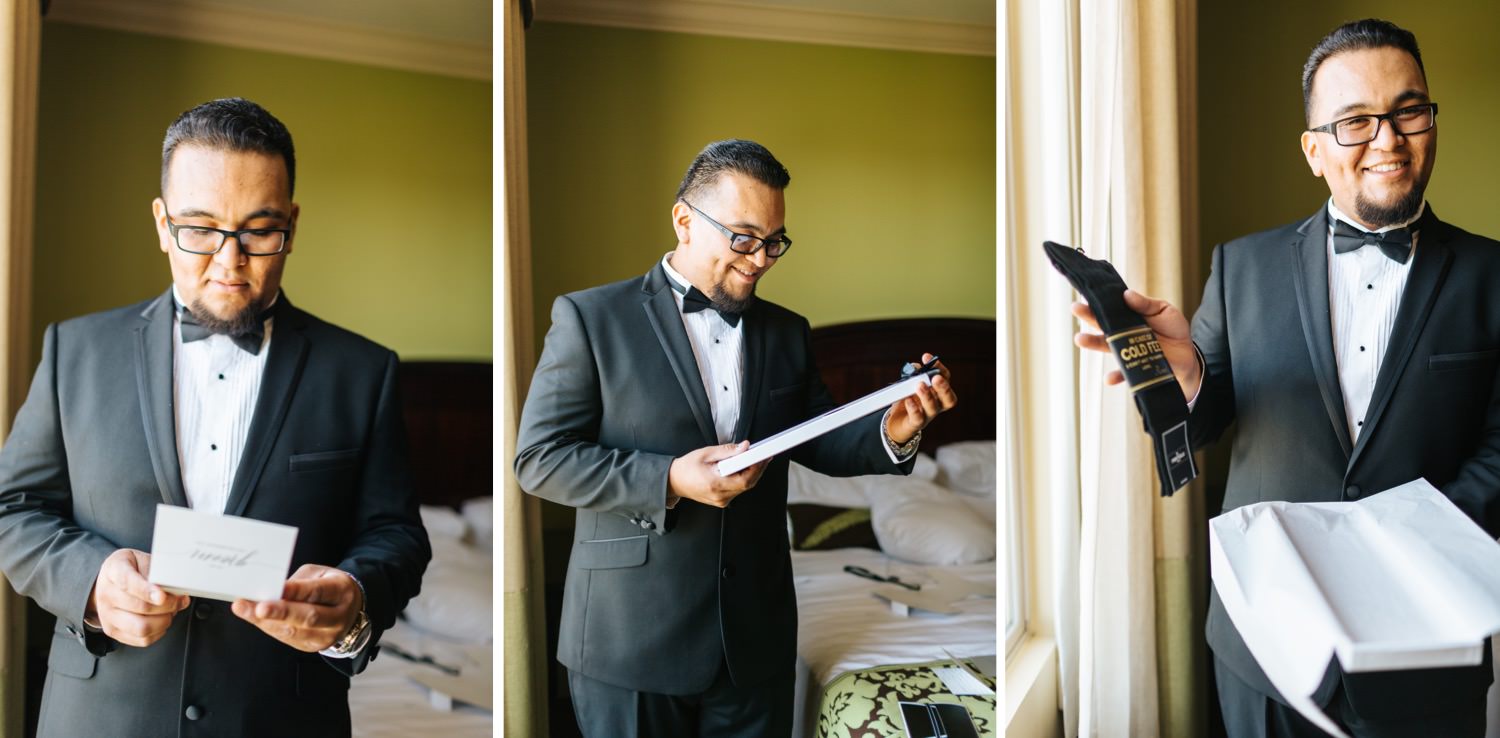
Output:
top-left (188, 297), bottom-right (263, 337)
top-left (708, 280), bottom-right (756, 315)
top-left (1354, 182), bottom-right (1427, 229)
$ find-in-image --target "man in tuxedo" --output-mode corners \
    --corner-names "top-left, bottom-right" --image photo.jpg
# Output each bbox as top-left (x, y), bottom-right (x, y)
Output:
top-left (1075, 19), bottom-right (1499, 737)
top-left (0, 98), bottom-right (429, 736)
top-left (514, 139), bottom-right (957, 737)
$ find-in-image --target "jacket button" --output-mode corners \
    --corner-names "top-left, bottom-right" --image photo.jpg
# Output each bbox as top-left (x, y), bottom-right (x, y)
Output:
top-left (1346, 485), bottom-right (1361, 499)
top-left (721, 566), bottom-right (735, 579)
top-left (185, 705), bottom-right (203, 721)
top-left (195, 602), bottom-right (214, 620)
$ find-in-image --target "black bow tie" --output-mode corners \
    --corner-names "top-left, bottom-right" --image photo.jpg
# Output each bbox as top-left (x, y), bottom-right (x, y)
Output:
top-left (679, 285), bottom-right (741, 327)
top-left (1331, 218), bottom-right (1415, 264)
top-left (178, 306), bottom-right (268, 355)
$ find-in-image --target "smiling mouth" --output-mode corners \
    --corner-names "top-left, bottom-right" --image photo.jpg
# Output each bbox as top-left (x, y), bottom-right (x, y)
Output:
top-left (1365, 160), bottom-right (1408, 174)
top-left (732, 266), bottom-right (759, 280)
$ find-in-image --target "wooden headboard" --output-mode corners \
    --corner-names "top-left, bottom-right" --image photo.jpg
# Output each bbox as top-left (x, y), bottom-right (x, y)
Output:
top-left (810, 318), bottom-right (995, 450)
top-left (398, 361), bottom-right (492, 509)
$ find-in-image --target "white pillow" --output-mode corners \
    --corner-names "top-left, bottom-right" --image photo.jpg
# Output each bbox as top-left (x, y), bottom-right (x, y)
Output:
top-left (787, 454), bottom-right (939, 507)
top-left (869, 477), bottom-right (995, 565)
top-left (787, 462), bottom-right (870, 507)
top-left (909, 452), bottom-right (941, 483)
top-left (461, 496), bottom-right (494, 551)
top-left (419, 504), bottom-right (469, 542)
top-left (956, 492), bottom-right (997, 526)
top-left (935, 441), bottom-right (997, 497)
top-left (402, 536), bottom-right (492, 644)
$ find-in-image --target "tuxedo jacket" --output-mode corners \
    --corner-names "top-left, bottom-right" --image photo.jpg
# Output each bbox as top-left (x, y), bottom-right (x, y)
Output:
top-left (514, 262), bottom-right (912, 695)
top-left (1191, 206), bottom-right (1500, 721)
top-left (0, 290), bottom-right (430, 737)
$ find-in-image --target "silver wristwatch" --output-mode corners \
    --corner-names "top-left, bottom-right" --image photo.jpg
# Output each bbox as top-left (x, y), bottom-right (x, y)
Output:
top-left (331, 610), bottom-right (371, 655)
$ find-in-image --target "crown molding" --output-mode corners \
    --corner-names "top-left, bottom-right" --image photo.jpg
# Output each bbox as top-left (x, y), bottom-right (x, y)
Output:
top-left (46, 0), bottom-right (491, 81)
top-left (533, 0), bottom-right (994, 57)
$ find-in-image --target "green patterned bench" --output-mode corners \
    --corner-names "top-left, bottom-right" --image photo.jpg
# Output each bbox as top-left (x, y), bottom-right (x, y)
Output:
top-left (815, 659), bottom-right (997, 737)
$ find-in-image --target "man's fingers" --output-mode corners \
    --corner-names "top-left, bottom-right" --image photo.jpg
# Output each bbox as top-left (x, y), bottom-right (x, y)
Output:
top-left (1121, 288), bottom-right (1163, 316)
top-left (932, 375), bottom-right (958, 409)
top-left (1071, 301), bottom-right (1101, 331)
top-left (704, 440), bottom-right (750, 463)
top-left (107, 557), bottom-right (166, 606)
top-left (282, 576), bottom-right (346, 607)
top-left (1104, 370), bottom-right (1125, 385)
top-left (1074, 331), bottom-right (1108, 353)
top-left (101, 611), bottom-right (174, 647)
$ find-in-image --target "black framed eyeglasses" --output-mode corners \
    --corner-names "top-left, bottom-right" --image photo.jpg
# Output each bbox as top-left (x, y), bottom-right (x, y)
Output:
top-left (1307, 102), bottom-right (1438, 146)
top-left (681, 200), bottom-right (792, 258)
top-left (164, 209), bottom-right (290, 256)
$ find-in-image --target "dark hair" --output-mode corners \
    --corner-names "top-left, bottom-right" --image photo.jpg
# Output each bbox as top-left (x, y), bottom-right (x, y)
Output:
top-left (161, 98), bottom-right (297, 195)
top-left (1302, 19), bottom-right (1426, 124)
top-left (674, 139), bottom-right (790, 203)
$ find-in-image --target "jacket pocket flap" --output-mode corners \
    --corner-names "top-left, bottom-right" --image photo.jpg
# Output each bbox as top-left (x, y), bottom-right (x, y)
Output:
top-left (1429, 349), bottom-right (1500, 371)
top-left (289, 448), bottom-right (361, 472)
top-left (572, 535), bottom-right (648, 570)
top-left (47, 632), bottom-right (96, 679)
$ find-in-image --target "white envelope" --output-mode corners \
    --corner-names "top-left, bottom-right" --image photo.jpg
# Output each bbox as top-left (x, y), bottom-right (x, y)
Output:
top-left (148, 504), bottom-right (299, 602)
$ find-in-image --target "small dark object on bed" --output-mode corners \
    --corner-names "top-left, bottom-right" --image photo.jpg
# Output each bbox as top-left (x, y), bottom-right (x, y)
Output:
top-left (381, 642), bottom-right (461, 677)
top-left (844, 565), bottom-right (920, 591)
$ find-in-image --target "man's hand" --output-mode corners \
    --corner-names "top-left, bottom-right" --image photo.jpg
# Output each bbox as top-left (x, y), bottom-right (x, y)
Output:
top-left (88, 548), bottom-right (191, 647)
top-left (668, 441), bottom-right (770, 508)
top-left (886, 353), bottom-right (959, 445)
top-left (231, 564), bottom-right (362, 653)
top-left (1072, 289), bottom-right (1201, 400)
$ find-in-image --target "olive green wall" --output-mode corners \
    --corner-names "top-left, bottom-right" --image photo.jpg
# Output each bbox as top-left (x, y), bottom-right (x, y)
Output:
top-left (33, 23), bottom-right (491, 362)
top-left (1198, 4), bottom-right (1500, 282)
top-left (525, 22), bottom-right (996, 355)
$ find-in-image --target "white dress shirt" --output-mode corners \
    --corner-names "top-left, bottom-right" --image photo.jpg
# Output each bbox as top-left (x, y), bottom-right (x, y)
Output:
top-left (662, 256), bottom-right (745, 444)
top-left (1326, 199), bottom-right (1424, 441)
top-left (172, 287), bottom-right (271, 515)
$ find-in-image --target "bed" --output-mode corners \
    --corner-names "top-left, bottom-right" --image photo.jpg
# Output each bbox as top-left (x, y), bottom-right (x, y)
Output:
top-left (790, 318), bottom-right (997, 738)
top-left (348, 361), bottom-right (493, 737)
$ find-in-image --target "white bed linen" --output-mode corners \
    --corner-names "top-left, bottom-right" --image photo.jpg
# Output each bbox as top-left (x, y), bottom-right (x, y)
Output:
top-left (791, 548), bottom-right (996, 738)
top-left (349, 620), bottom-right (493, 737)
top-left (793, 548), bottom-right (997, 685)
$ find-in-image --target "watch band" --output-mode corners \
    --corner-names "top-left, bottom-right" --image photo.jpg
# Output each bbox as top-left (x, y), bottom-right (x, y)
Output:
top-left (1043, 240), bottom-right (1197, 496)
top-left (331, 610), bottom-right (370, 655)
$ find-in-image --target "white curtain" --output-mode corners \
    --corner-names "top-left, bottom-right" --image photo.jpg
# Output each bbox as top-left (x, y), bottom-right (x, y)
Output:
top-left (1007, 0), bottom-right (1202, 735)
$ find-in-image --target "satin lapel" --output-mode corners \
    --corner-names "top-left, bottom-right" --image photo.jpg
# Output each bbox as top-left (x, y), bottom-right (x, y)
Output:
top-left (135, 290), bottom-right (188, 507)
top-left (732, 303), bottom-right (766, 443)
top-left (1348, 215), bottom-right (1452, 471)
top-left (225, 303), bottom-right (309, 517)
top-left (641, 269), bottom-right (717, 445)
top-left (1290, 209), bottom-right (1354, 458)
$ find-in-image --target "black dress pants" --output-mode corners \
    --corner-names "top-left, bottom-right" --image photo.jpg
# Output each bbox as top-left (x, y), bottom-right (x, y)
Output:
top-left (568, 660), bottom-right (794, 738)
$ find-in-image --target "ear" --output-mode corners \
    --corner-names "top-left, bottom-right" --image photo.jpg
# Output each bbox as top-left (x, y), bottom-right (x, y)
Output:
top-left (1300, 130), bottom-right (1324, 178)
top-left (284, 202), bottom-right (300, 255)
top-left (153, 197), bottom-right (172, 254)
top-left (671, 201), bottom-right (693, 244)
